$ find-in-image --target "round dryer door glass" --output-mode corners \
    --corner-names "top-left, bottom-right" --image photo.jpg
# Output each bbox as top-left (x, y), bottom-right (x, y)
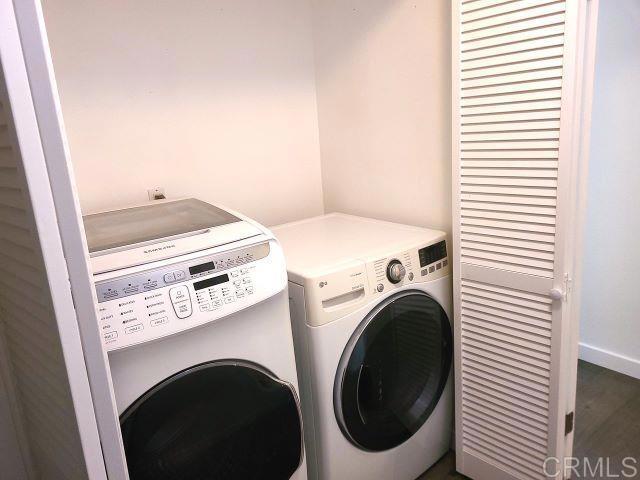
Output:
top-left (334, 291), bottom-right (452, 451)
top-left (120, 361), bottom-right (303, 480)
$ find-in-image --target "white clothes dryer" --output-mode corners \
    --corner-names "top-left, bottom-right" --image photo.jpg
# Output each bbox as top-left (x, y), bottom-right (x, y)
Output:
top-left (85, 199), bottom-right (306, 480)
top-left (272, 214), bottom-right (453, 480)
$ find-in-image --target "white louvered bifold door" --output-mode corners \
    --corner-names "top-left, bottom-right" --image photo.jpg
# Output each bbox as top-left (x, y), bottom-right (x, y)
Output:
top-left (0, 1), bottom-right (125, 478)
top-left (452, 1), bottom-right (596, 479)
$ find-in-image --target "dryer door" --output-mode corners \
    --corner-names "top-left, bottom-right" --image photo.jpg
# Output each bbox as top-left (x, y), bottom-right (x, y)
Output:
top-left (334, 291), bottom-right (452, 451)
top-left (120, 361), bottom-right (303, 480)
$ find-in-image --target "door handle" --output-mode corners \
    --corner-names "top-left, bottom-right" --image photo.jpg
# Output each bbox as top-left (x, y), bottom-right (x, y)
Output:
top-left (549, 288), bottom-right (564, 301)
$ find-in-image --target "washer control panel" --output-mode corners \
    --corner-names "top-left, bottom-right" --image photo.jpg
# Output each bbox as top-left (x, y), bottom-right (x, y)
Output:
top-left (95, 242), bottom-right (280, 352)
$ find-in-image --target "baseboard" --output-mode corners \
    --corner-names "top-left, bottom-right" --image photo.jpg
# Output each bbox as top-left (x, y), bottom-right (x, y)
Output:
top-left (579, 343), bottom-right (640, 380)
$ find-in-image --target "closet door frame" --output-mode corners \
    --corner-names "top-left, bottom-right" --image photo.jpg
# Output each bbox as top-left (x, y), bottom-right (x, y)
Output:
top-left (451, 1), bottom-right (599, 478)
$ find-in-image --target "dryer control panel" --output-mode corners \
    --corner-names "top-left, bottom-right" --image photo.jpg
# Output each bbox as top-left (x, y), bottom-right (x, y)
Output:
top-left (369, 239), bottom-right (449, 296)
top-left (95, 242), bottom-right (284, 352)
top-left (301, 236), bottom-right (450, 327)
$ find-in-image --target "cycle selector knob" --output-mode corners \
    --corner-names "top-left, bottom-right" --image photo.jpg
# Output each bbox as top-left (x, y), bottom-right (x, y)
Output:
top-left (386, 260), bottom-right (406, 284)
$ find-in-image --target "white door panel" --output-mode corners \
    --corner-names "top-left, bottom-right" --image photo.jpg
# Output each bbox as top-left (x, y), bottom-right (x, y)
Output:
top-left (452, 1), bottom-right (598, 478)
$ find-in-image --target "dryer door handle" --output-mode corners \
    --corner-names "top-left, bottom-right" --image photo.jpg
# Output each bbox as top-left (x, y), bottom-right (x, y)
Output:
top-left (356, 364), bottom-right (367, 425)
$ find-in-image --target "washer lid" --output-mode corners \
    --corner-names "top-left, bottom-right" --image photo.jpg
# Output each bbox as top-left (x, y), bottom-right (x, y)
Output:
top-left (85, 199), bottom-right (265, 275)
top-left (84, 198), bottom-right (241, 254)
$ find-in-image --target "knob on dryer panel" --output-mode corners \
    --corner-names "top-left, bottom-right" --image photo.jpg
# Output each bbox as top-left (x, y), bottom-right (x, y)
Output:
top-left (386, 259), bottom-right (406, 284)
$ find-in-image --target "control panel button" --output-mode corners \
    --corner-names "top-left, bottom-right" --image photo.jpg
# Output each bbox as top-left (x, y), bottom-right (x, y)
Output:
top-left (163, 272), bottom-right (176, 283)
top-left (125, 324), bottom-right (143, 335)
top-left (169, 285), bottom-right (189, 303)
top-left (443, 259), bottom-right (448, 267)
top-left (408, 272), bottom-right (414, 281)
top-left (245, 286), bottom-right (254, 295)
top-left (103, 331), bottom-right (118, 342)
top-left (142, 280), bottom-right (158, 290)
top-left (231, 271), bottom-right (240, 278)
top-left (236, 290), bottom-right (246, 299)
top-left (233, 280), bottom-right (242, 288)
top-left (123, 285), bottom-right (140, 295)
top-left (242, 277), bottom-right (251, 284)
top-left (173, 301), bottom-right (193, 318)
top-left (376, 284), bottom-right (384, 293)
top-left (240, 268), bottom-right (248, 275)
top-left (224, 296), bottom-right (236, 304)
top-left (150, 317), bottom-right (168, 327)
top-left (175, 270), bottom-right (187, 281)
top-left (169, 285), bottom-right (192, 319)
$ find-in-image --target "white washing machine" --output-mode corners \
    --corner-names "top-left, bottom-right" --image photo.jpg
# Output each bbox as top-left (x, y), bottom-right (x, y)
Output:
top-left (272, 214), bottom-right (453, 480)
top-left (85, 199), bottom-right (306, 480)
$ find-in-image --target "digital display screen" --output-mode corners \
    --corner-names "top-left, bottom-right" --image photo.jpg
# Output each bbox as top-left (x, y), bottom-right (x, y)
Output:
top-left (189, 262), bottom-right (215, 276)
top-left (194, 274), bottom-right (229, 291)
top-left (419, 241), bottom-right (447, 267)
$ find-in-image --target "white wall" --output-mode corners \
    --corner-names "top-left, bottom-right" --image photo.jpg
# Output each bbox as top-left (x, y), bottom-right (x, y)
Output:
top-left (42, 0), bottom-right (324, 226)
top-left (43, 1), bottom-right (452, 232)
top-left (311, 0), bottom-right (452, 231)
top-left (579, 0), bottom-right (640, 379)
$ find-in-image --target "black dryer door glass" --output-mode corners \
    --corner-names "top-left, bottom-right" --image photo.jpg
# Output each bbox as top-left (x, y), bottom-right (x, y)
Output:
top-left (120, 361), bottom-right (303, 480)
top-left (334, 291), bottom-right (452, 451)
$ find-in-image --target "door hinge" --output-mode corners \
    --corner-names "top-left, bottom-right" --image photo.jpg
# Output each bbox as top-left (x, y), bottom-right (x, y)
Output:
top-left (565, 411), bottom-right (574, 435)
top-left (564, 273), bottom-right (572, 296)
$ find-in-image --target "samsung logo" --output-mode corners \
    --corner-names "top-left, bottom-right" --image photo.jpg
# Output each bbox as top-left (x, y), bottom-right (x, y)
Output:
top-left (144, 244), bottom-right (176, 254)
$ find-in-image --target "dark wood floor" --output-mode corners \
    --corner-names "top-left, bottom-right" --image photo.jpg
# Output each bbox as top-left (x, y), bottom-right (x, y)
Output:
top-left (417, 360), bottom-right (640, 479)
top-left (418, 451), bottom-right (466, 480)
top-left (573, 360), bottom-right (640, 476)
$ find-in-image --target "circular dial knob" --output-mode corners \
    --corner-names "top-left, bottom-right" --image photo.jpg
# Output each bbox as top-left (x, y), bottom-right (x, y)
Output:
top-left (386, 260), bottom-right (406, 284)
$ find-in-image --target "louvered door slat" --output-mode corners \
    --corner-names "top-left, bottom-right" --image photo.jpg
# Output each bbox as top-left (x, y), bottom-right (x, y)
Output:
top-left (462, 337), bottom-right (551, 372)
top-left (453, 1), bottom-right (591, 476)
top-left (463, 79), bottom-right (563, 99)
top-left (463, 23), bottom-right (565, 52)
top-left (462, 377), bottom-right (550, 417)
top-left (462, 110), bottom-right (561, 125)
top-left (463, 428), bottom-right (546, 469)
top-left (461, 34), bottom-right (564, 61)
top-left (463, 406), bottom-right (548, 447)
top-left (462, 2), bottom-right (566, 32)
top-left (463, 395), bottom-right (548, 436)
top-left (462, 130), bottom-right (559, 141)
top-left (461, 192), bottom-right (558, 206)
top-left (462, 13), bottom-right (566, 43)
top-left (462, 0), bottom-right (562, 20)
top-left (0, 147), bottom-right (14, 168)
top-left (462, 121), bottom-right (561, 133)
top-left (462, 99), bottom-right (561, 116)
top-left (462, 50), bottom-right (563, 75)
top-left (463, 69), bottom-right (564, 90)
top-left (462, 375), bottom-right (550, 411)
top-left (461, 200), bottom-right (557, 215)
